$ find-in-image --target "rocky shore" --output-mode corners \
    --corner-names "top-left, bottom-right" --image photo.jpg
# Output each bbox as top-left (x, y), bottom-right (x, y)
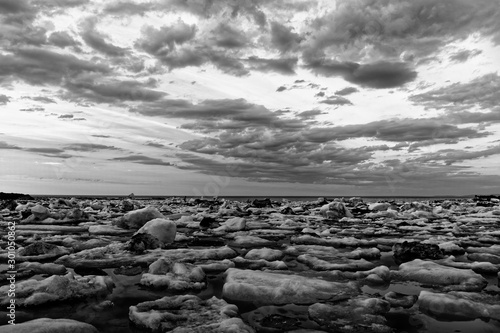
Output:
top-left (0, 195), bottom-right (499, 332)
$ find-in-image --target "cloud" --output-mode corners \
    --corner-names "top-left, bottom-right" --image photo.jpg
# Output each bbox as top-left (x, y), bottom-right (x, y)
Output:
top-left (135, 21), bottom-right (197, 57)
top-left (65, 143), bottom-right (120, 152)
top-left (410, 73), bottom-right (500, 112)
top-left (0, 47), bottom-right (110, 85)
top-left (303, 118), bottom-right (488, 143)
top-left (320, 96), bottom-right (352, 105)
top-left (302, 0), bottom-right (500, 64)
top-left (305, 59), bottom-right (417, 88)
top-left (270, 21), bottom-right (301, 53)
top-left (247, 56), bottom-right (297, 75)
top-left (335, 87), bottom-right (358, 96)
top-left (0, 141), bottom-right (19, 149)
top-left (103, 1), bottom-right (154, 16)
top-left (210, 23), bottom-right (248, 48)
top-left (58, 114), bottom-right (73, 119)
top-left (412, 145), bottom-right (500, 165)
top-left (25, 147), bottom-right (72, 158)
top-left (0, 0), bottom-right (32, 13)
top-left (0, 94), bottom-right (10, 105)
top-left (48, 31), bottom-right (80, 49)
top-left (25, 96), bottom-right (57, 103)
top-left (20, 107), bottom-right (45, 112)
top-left (80, 18), bottom-right (128, 57)
top-left (109, 155), bottom-right (172, 166)
top-left (61, 76), bottom-right (167, 104)
top-left (449, 49), bottom-right (483, 63)
top-left (276, 86), bottom-right (287, 92)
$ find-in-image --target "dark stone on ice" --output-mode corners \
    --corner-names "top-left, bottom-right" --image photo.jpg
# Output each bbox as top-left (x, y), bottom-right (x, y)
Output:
top-left (199, 216), bottom-right (218, 228)
top-left (280, 206), bottom-right (295, 215)
top-left (18, 242), bottom-right (59, 256)
top-left (0, 200), bottom-right (17, 211)
top-left (125, 232), bottom-right (161, 254)
top-left (250, 198), bottom-right (273, 208)
top-left (74, 265), bottom-right (108, 276)
top-left (392, 241), bottom-right (444, 264)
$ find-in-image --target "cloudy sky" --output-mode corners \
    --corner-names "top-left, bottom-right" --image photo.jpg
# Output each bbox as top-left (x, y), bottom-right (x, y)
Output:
top-left (1, 0), bottom-right (499, 196)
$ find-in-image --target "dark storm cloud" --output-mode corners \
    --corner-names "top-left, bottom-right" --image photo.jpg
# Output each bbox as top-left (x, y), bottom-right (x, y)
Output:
top-left (210, 23), bottom-right (248, 49)
top-left (131, 98), bottom-right (305, 131)
top-left (296, 110), bottom-right (324, 119)
top-left (135, 21), bottom-right (197, 57)
top-left (48, 31), bottom-right (80, 49)
top-left (109, 155), bottom-right (172, 166)
top-left (65, 143), bottom-right (120, 152)
top-left (37, 0), bottom-right (90, 9)
top-left (276, 86), bottom-right (287, 92)
top-left (61, 77), bottom-right (167, 104)
top-left (335, 87), bottom-right (358, 96)
top-left (303, 0), bottom-right (500, 63)
top-left (305, 59), bottom-right (417, 88)
top-left (246, 57), bottom-right (297, 75)
top-left (303, 118), bottom-right (487, 143)
top-left (80, 18), bottom-right (128, 57)
top-left (410, 73), bottom-right (500, 112)
top-left (270, 21), bottom-right (301, 53)
top-left (0, 47), bottom-right (110, 85)
top-left (103, 1), bottom-right (154, 16)
top-left (0, 94), bottom-right (10, 105)
top-left (58, 114), bottom-right (73, 119)
top-left (449, 49), bottom-right (482, 63)
top-left (320, 96), bottom-right (352, 105)
top-left (412, 145), bottom-right (500, 165)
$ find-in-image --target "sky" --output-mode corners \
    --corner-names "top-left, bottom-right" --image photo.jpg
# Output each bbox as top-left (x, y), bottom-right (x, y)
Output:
top-left (0, 0), bottom-right (500, 197)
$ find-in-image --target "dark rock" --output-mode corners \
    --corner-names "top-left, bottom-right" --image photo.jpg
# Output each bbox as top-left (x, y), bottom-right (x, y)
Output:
top-left (393, 241), bottom-right (444, 264)
top-left (199, 216), bottom-right (218, 228)
top-left (251, 198), bottom-right (273, 208)
top-left (125, 232), bottom-right (161, 254)
top-left (120, 200), bottom-right (135, 212)
top-left (0, 200), bottom-right (17, 211)
top-left (18, 242), bottom-right (60, 256)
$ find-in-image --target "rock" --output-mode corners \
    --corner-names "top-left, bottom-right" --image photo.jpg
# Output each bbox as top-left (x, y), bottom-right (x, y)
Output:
top-left (391, 259), bottom-right (487, 291)
top-left (113, 206), bottom-right (164, 229)
top-left (392, 241), bottom-right (444, 263)
top-left (319, 202), bottom-right (352, 219)
top-left (0, 318), bottom-right (99, 333)
top-left (308, 296), bottom-right (392, 333)
top-left (225, 217), bottom-right (246, 231)
top-left (15, 241), bottom-right (70, 261)
top-left (140, 259), bottom-right (206, 290)
top-left (120, 199), bottom-right (135, 212)
top-left (125, 233), bottom-right (161, 253)
top-left (418, 290), bottom-right (500, 321)
top-left (30, 204), bottom-right (50, 220)
top-left (0, 273), bottom-right (114, 307)
top-left (135, 218), bottom-right (177, 244)
top-left (129, 295), bottom-right (255, 332)
top-left (223, 268), bottom-right (359, 306)
top-left (383, 291), bottom-right (418, 308)
top-left (244, 248), bottom-right (284, 261)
